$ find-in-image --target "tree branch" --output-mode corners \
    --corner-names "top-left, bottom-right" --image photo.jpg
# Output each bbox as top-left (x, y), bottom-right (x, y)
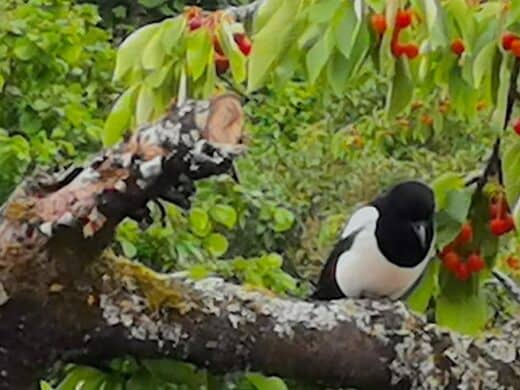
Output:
top-left (0, 95), bottom-right (519, 390)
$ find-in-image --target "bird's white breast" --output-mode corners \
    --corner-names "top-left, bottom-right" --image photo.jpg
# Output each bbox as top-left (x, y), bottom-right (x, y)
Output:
top-left (335, 206), bottom-right (431, 300)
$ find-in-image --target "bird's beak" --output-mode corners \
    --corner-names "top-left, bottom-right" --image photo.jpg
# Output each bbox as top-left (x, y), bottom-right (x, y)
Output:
top-left (411, 221), bottom-right (428, 249)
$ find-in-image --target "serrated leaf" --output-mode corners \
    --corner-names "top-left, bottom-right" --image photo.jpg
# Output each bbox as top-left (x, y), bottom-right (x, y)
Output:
top-left (161, 16), bottom-right (186, 52)
top-left (386, 58), bottom-right (414, 118)
top-left (444, 189), bottom-right (472, 223)
top-left (306, 27), bottom-right (334, 84)
top-left (186, 28), bottom-right (212, 81)
top-left (210, 204), bottom-right (237, 229)
top-left (432, 173), bottom-right (465, 209)
top-left (136, 84), bottom-right (154, 125)
top-left (102, 84), bottom-right (139, 146)
top-left (424, 0), bottom-right (448, 49)
top-left (306, 0), bottom-right (342, 24)
top-left (114, 23), bottom-right (161, 82)
top-left (204, 233), bottom-right (229, 257)
top-left (142, 27), bottom-right (166, 70)
top-left (248, 0), bottom-right (301, 92)
top-left (333, 2), bottom-right (357, 59)
top-left (473, 43), bottom-right (496, 90)
top-left (218, 23), bottom-right (247, 84)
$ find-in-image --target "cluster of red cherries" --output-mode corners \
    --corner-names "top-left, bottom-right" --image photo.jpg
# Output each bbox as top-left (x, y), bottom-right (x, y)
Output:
top-left (440, 222), bottom-right (484, 281)
top-left (185, 7), bottom-right (252, 75)
top-left (440, 194), bottom-right (516, 281)
top-left (371, 9), bottom-right (419, 59)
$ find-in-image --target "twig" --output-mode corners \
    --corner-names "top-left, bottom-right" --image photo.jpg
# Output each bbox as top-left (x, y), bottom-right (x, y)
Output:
top-left (226, 0), bottom-right (264, 22)
top-left (465, 57), bottom-right (520, 189)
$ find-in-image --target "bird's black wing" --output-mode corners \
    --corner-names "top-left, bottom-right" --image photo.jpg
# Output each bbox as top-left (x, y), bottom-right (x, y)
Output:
top-left (311, 228), bottom-right (362, 300)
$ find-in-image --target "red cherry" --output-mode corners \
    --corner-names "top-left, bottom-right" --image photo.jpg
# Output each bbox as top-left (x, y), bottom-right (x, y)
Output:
top-left (391, 41), bottom-right (406, 57)
top-left (467, 253), bottom-right (485, 273)
top-left (455, 223), bottom-right (473, 245)
top-left (513, 118), bottom-right (520, 136)
top-left (440, 243), bottom-right (455, 258)
top-left (489, 202), bottom-right (499, 219)
top-left (215, 53), bottom-right (229, 75)
top-left (234, 33), bottom-right (252, 56)
top-left (503, 214), bottom-right (515, 233)
top-left (403, 44), bottom-right (419, 59)
top-left (371, 14), bottom-right (387, 35)
top-left (395, 9), bottom-right (413, 29)
top-left (451, 38), bottom-right (465, 56)
top-left (502, 32), bottom-right (517, 51)
top-left (189, 17), bottom-right (203, 31)
top-left (506, 256), bottom-right (520, 270)
top-left (442, 251), bottom-right (460, 273)
top-left (489, 217), bottom-right (514, 236)
top-left (455, 262), bottom-right (471, 281)
top-left (511, 39), bottom-right (520, 57)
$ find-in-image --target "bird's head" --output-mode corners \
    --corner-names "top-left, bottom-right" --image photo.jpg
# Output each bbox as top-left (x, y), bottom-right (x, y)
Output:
top-left (384, 180), bottom-right (435, 249)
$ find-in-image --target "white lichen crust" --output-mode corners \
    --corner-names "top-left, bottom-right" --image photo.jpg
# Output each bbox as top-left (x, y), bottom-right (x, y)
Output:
top-left (98, 270), bottom-right (520, 389)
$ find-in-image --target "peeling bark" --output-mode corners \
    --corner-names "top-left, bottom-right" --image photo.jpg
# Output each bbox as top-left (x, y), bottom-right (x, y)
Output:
top-left (0, 96), bottom-right (519, 390)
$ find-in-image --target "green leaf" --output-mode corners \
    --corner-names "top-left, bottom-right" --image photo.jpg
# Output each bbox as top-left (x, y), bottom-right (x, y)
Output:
top-left (503, 140), bottom-right (520, 208)
top-left (102, 84), bottom-right (139, 146)
top-left (56, 366), bottom-right (106, 390)
top-left (432, 173), bottom-right (464, 209)
top-left (114, 23), bottom-right (161, 82)
top-left (126, 370), bottom-right (160, 390)
top-left (136, 84), bottom-right (154, 125)
top-left (142, 359), bottom-right (205, 386)
top-left (186, 28), bottom-right (212, 82)
top-left (246, 373), bottom-right (288, 390)
top-left (424, 0), bottom-right (448, 49)
top-left (142, 27), bottom-right (166, 71)
top-left (273, 207), bottom-right (295, 232)
top-left (443, 189), bottom-right (472, 223)
top-left (121, 240), bottom-right (137, 258)
top-left (306, 27), bottom-right (334, 84)
top-left (40, 381), bottom-right (53, 390)
top-left (386, 58), bottom-right (414, 118)
top-left (333, 2), bottom-right (357, 59)
top-left (204, 233), bottom-right (229, 257)
top-left (13, 38), bottom-right (37, 60)
top-left (473, 42), bottom-right (496, 90)
top-left (161, 16), bottom-right (186, 52)
top-left (248, 0), bottom-right (301, 92)
top-left (306, 0), bottom-right (342, 24)
top-left (210, 204), bottom-right (237, 229)
top-left (219, 23), bottom-right (247, 84)
top-left (435, 292), bottom-right (489, 336)
top-left (189, 207), bottom-right (211, 237)
top-left (407, 261), bottom-right (438, 313)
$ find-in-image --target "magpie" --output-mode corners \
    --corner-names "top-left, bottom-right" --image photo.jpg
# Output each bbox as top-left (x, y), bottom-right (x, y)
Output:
top-left (312, 180), bottom-right (435, 301)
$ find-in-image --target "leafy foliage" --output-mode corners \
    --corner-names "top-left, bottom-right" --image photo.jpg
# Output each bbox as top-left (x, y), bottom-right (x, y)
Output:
top-left (5, 0), bottom-right (520, 388)
top-left (40, 359), bottom-right (290, 390)
top-left (0, 0), bottom-right (116, 202)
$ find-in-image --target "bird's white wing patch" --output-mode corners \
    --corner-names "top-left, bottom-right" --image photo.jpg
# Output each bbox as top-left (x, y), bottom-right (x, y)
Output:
top-left (341, 206), bottom-right (379, 238)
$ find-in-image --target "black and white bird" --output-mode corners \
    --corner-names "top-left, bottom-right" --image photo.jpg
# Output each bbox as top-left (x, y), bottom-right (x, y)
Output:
top-left (312, 180), bottom-right (436, 301)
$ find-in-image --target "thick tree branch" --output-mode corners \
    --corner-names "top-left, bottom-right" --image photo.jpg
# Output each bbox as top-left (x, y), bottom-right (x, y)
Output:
top-left (0, 95), bottom-right (519, 389)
